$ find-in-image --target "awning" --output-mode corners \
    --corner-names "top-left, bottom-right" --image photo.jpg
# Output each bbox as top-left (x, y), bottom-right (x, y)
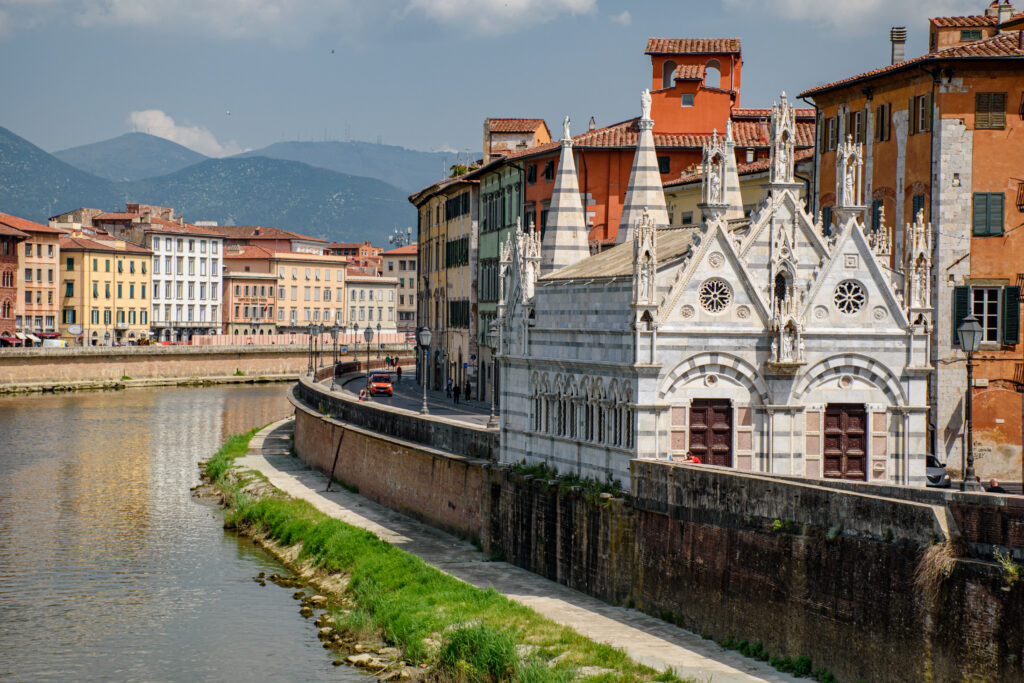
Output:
top-left (36, 332), bottom-right (60, 339)
top-left (14, 332), bottom-right (26, 340)
top-left (25, 333), bottom-right (41, 342)
top-left (0, 336), bottom-right (21, 344)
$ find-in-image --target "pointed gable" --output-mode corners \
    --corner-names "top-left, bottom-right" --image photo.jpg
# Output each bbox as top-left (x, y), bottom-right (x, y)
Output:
top-left (616, 90), bottom-right (670, 245)
top-left (541, 118), bottom-right (591, 275)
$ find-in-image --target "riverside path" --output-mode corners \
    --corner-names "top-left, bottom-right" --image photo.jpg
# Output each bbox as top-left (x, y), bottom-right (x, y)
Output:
top-left (239, 418), bottom-right (799, 683)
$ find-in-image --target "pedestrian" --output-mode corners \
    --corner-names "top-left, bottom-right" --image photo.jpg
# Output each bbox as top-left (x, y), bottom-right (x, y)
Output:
top-left (986, 478), bottom-right (1007, 493)
top-left (396, 365), bottom-right (402, 382)
top-left (385, 354), bottom-right (391, 367)
top-left (464, 380), bottom-right (471, 400)
top-left (446, 377), bottom-right (453, 398)
top-left (453, 383), bottom-right (461, 404)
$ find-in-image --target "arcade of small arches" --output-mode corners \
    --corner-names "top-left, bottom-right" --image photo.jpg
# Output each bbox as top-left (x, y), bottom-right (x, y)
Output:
top-left (529, 372), bottom-right (635, 450)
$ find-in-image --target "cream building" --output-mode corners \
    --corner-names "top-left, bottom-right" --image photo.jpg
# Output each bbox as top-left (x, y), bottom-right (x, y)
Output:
top-left (382, 244), bottom-right (418, 336)
top-left (347, 272), bottom-right (399, 334)
top-left (273, 252), bottom-right (349, 332)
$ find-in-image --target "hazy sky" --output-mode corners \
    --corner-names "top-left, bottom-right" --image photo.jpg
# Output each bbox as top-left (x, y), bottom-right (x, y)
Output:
top-left (0, 0), bottom-right (982, 157)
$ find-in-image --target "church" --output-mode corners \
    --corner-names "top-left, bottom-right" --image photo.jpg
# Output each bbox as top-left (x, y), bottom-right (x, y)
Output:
top-left (496, 92), bottom-right (932, 487)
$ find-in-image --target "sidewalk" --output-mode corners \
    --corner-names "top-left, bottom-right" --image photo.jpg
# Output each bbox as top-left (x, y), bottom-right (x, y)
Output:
top-left (240, 418), bottom-right (797, 683)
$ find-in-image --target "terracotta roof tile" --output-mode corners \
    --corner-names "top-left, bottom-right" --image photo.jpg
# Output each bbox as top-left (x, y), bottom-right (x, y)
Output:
top-left (645, 38), bottom-right (741, 55)
top-left (801, 31), bottom-right (1024, 97)
top-left (663, 147), bottom-right (814, 187)
top-left (673, 64), bottom-right (705, 81)
top-left (732, 107), bottom-right (816, 119)
top-left (93, 212), bottom-right (141, 221)
top-left (930, 15), bottom-right (997, 27)
top-left (0, 223), bottom-right (30, 239)
top-left (144, 217), bottom-right (224, 237)
top-left (213, 225), bottom-right (326, 242)
top-left (0, 211), bottom-right (65, 234)
top-left (59, 236), bottom-right (152, 254)
top-left (486, 118), bottom-right (547, 133)
top-left (382, 244), bottom-right (418, 256)
top-left (223, 244), bottom-right (276, 259)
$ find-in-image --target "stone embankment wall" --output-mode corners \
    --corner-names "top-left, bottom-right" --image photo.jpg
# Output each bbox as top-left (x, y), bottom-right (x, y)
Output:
top-left (293, 379), bottom-right (1024, 682)
top-left (289, 384), bottom-right (489, 542)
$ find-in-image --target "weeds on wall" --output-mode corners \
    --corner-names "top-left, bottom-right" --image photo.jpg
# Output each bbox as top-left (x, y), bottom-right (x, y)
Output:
top-left (511, 460), bottom-right (626, 503)
top-left (715, 636), bottom-right (833, 681)
top-left (994, 549), bottom-right (1022, 591)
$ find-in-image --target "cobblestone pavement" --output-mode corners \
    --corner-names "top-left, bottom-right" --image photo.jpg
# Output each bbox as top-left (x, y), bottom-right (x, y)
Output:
top-left (240, 418), bottom-right (798, 683)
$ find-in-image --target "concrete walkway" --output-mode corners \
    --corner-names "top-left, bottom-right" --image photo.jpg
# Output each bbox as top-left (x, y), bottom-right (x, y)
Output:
top-left (241, 418), bottom-right (798, 683)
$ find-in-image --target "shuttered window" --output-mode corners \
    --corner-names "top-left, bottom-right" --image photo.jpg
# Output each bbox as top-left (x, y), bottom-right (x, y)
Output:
top-left (1004, 286), bottom-right (1021, 345)
top-left (875, 103), bottom-right (891, 141)
top-left (871, 199), bottom-right (884, 232)
top-left (912, 193), bottom-right (926, 221)
top-left (972, 192), bottom-right (1004, 236)
top-left (952, 285), bottom-right (970, 345)
top-left (975, 92), bottom-right (1007, 130)
top-left (822, 206), bottom-right (833, 236)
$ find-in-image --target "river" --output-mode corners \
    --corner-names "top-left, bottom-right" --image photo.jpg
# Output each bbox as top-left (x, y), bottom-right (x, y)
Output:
top-left (0, 385), bottom-right (364, 681)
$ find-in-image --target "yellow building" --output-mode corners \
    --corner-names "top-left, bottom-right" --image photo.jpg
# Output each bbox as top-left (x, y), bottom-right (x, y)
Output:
top-left (663, 148), bottom-right (814, 226)
top-left (60, 234), bottom-right (153, 345)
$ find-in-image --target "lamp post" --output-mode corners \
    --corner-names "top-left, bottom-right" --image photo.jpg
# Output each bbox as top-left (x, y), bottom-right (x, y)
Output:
top-left (417, 326), bottom-right (431, 414)
top-left (376, 322), bottom-right (382, 360)
top-left (957, 313), bottom-right (984, 491)
top-left (363, 324), bottom-right (374, 400)
top-left (306, 323), bottom-right (314, 374)
top-left (329, 324), bottom-right (340, 390)
top-left (487, 321), bottom-right (499, 429)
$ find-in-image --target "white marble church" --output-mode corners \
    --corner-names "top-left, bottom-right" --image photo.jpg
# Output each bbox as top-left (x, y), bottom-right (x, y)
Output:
top-left (496, 92), bottom-right (933, 487)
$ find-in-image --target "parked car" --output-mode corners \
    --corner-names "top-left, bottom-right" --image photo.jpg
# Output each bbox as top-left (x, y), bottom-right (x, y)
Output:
top-left (368, 373), bottom-right (393, 397)
top-left (926, 454), bottom-right (951, 488)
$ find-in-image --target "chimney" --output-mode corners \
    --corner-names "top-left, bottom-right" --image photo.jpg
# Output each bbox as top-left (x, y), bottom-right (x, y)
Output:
top-left (985, 1), bottom-right (1001, 18)
top-left (482, 118), bottom-right (491, 165)
top-left (588, 116), bottom-right (596, 131)
top-left (998, 1), bottom-right (1014, 24)
top-left (890, 26), bottom-right (907, 64)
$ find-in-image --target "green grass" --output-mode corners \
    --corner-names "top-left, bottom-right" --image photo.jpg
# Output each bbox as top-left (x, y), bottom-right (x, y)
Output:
top-left (210, 432), bottom-right (690, 683)
top-left (204, 428), bottom-right (259, 484)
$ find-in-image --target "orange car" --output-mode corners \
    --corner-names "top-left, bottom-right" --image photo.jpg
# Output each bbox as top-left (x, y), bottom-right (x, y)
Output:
top-left (367, 373), bottom-right (393, 396)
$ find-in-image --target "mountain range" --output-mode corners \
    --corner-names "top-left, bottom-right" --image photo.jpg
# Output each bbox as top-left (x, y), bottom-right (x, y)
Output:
top-left (0, 127), bottom-right (441, 243)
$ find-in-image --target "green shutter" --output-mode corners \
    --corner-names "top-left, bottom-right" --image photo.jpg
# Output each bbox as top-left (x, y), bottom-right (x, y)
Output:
top-left (1002, 286), bottom-right (1020, 345)
top-left (973, 193), bottom-right (989, 236)
top-left (953, 285), bottom-right (970, 345)
top-left (989, 192), bottom-right (1004, 236)
top-left (991, 92), bottom-right (1007, 128)
top-left (922, 92), bottom-right (933, 132)
top-left (976, 93), bottom-right (991, 128)
top-left (909, 97), bottom-right (916, 135)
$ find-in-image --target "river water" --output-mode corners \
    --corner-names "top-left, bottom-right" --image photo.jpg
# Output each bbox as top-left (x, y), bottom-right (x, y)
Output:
top-left (0, 385), bottom-right (364, 682)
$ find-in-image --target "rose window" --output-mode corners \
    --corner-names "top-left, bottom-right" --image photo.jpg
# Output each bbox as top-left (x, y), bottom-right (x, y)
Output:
top-left (833, 280), bottom-right (866, 315)
top-left (699, 278), bottom-right (732, 313)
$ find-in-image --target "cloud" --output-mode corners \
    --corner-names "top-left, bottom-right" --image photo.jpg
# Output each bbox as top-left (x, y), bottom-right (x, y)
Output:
top-left (721, 0), bottom-right (982, 33)
top-left (609, 10), bottom-right (630, 26)
top-left (405, 0), bottom-right (597, 34)
top-left (127, 109), bottom-right (243, 157)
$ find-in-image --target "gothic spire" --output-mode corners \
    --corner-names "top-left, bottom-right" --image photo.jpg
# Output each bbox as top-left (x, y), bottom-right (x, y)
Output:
top-left (616, 90), bottom-right (670, 245)
top-left (541, 117), bottom-right (591, 274)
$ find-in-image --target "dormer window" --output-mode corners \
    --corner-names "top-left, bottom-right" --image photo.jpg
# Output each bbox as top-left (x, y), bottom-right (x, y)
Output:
top-left (705, 59), bottom-right (721, 89)
top-left (681, 93), bottom-right (694, 107)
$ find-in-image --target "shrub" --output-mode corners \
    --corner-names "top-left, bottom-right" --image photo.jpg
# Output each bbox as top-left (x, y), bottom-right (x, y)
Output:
top-left (440, 623), bottom-right (517, 682)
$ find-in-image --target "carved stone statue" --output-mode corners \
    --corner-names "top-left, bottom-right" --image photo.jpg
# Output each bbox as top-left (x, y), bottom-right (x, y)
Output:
top-left (639, 256), bottom-right (652, 300)
top-left (844, 163), bottom-right (856, 204)
top-left (562, 116), bottom-right (571, 140)
top-left (775, 144), bottom-right (788, 181)
top-left (641, 89), bottom-right (652, 120)
top-left (798, 337), bottom-right (805, 362)
top-left (709, 162), bottom-right (722, 203)
top-left (781, 326), bottom-right (794, 361)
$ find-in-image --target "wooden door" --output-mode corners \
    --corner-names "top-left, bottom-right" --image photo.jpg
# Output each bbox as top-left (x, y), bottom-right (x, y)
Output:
top-left (689, 399), bottom-right (732, 467)
top-left (823, 404), bottom-right (867, 480)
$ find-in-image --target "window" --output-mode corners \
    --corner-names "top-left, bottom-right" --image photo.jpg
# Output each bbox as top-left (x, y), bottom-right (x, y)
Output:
top-left (117, 283), bottom-right (122, 298)
top-left (176, 257), bottom-right (183, 275)
top-left (188, 258), bottom-right (195, 276)
top-left (141, 284), bottom-right (146, 299)
top-left (871, 199), bottom-right (884, 232)
top-left (661, 59), bottom-right (676, 89)
top-left (848, 110), bottom-right (866, 144)
top-left (62, 308), bottom-right (76, 324)
top-left (117, 260), bottom-right (123, 273)
top-left (543, 160), bottom-right (555, 181)
top-left (200, 240), bottom-right (207, 253)
top-left (526, 164), bottom-right (537, 185)
top-left (199, 283), bottom-right (206, 300)
top-left (975, 92), bottom-right (1007, 130)
top-left (105, 259), bottom-right (110, 273)
top-left (129, 260), bottom-right (135, 274)
top-left (92, 282), bottom-right (98, 298)
top-left (910, 93), bottom-right (932, 134)
top-left (681, 211), bottom-right (694, 225)
top-left (91, 309), bottom-right (99, 324)
top-left (177, 238), bottom-right (183, 251)
top-left (822, 206), bottom-right (834, 236)
top-left (680, 93), bottom-right (694, 107)
top-left (955, 286), bottom-right (1020, 347)
top-left (130, 283), bottom-right (137, 298)
top-left (704, 59), bottom-right (721, 89)
top-left (24, 268), bottom-right (32, 282)
top-left (105, 283), bottom-right (110, 298)
top-left (141, 261), bottom-right (146, 274)
top-left (912, 193), bottom-right (926, 221)
top-left (141, 310), bottom-right (147, 325)
top-left (960, 28), bottom-right (982, 41)
top-left (824, 115), bottom-right (838, 151)
top-left (973, 193), bottom-right (1004, 236)
top-left (25, 243), bottom-right (31, 256)
top-left (66, 257), bottom-right (74, 270)
top-left (657, 156), bottom-right (670, 174)
top-left (875, 103), bottom-right (891, 142)
top-left (103, 310), bottom-right (111, 325)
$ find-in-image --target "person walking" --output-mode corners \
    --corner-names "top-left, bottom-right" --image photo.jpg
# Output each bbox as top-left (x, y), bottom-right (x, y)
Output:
top-left (986, 478), bottom-right (1007, 493)
top-left (396, 365), bottom-right (402, 382)
top-left (446, 377), bottom-right (453, 398)
top-left (453, 382), bottom-right (461, 405)
top-left (464, 380), bottom-right (471, 401)
top-left (385, 354), bottom-right (391, 368)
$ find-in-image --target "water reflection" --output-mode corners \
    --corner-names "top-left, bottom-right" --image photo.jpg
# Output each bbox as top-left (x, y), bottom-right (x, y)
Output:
top-left (0, 385), bottom-right (363, 681)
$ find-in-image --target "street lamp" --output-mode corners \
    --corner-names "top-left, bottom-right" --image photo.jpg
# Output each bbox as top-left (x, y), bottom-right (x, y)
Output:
top-left (363, 324), bottom-right (375, 400)
top-left (330, 324), bottom-right (340, 390)
top-left (306, 323), bottom-right (314, 374)
top-left (957, 313), bottom-right (983, 491)
top-left (487, 320), bottom-right (499, 429)
top-left (376, 322), bottom-right (382, 359)
top-left (417, 326), bottom-right (431, 414)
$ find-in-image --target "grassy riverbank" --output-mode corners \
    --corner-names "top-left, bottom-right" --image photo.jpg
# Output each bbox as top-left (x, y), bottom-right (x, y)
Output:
top-left (204, 430), bottom-right (690, 683)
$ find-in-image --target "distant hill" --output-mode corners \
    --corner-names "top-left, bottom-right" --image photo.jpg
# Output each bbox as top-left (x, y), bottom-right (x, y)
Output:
top-left (125, 157), bottom-right (414, 243)
top-left (53, 132), bottom-right (209, 182)
top-left (0, 126), bottom-right (414, 242)
top-left (236, 140), bottom-right (452, 192)
top-left (0, 126), bottom-right (120, 222)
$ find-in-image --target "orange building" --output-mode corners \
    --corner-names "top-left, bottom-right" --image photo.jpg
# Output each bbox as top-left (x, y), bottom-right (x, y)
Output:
top-left (0, 219), bottom-right (29, 344)
top-left (1, 211), bottom-right (64, 340)
top-left (800, 4), bottom-right (1024, 481)
top-left (491, 38), bottom-right (815, 245)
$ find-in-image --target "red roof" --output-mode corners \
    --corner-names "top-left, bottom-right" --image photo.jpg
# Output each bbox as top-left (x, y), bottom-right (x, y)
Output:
top-left (930, 15), bottom-right (997, 27)
top-left (801, 31), bottom-right (1024, 97)
top-left (213, 225), bottom-right (327, 242)
top-left (732, 107), bottom-right (815, 119)
top-left (663, 148), bottom-right (814, 187)
top-left (645, 38), bottom-right (741, 55)
top-left (0, 211), bottom-right (64, 234)
top-left (93, 212), bottom-right (141, 221)
top-left (487, 118), bottom-right (547, 134)
top-left (383, 244), bottom-right (418, 256)
top-left (144, 217), bottom-right (224, 236)
top-left (673, 64), bottom-right (705, 81)
top-left (223, 244), bottom-right (276, 259)
top-left (59, 236), bottom-right (152, 254)
top-left (0, 223), bottom-right (29, 239)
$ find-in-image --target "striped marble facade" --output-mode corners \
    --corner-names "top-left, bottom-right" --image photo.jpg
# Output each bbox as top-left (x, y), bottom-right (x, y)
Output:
top-left (615, 117), bottom-right (670, 245)
top-left (540, 133), bottom-right (591, 275)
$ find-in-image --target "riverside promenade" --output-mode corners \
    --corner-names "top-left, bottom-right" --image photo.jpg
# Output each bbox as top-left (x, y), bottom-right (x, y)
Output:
top-left (241, 417), bottom-right (797, 683)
